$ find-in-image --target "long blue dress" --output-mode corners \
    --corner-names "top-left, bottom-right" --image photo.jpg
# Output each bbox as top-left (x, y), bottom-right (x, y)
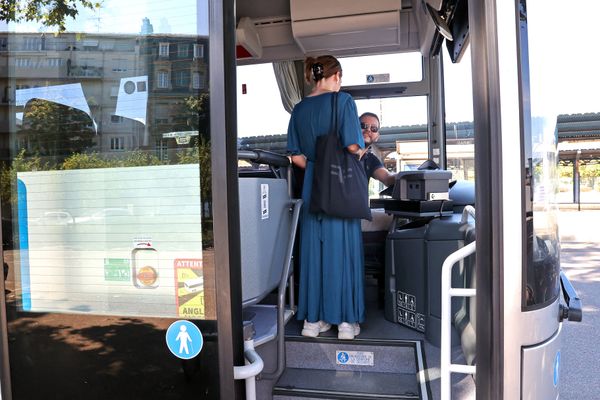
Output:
top-left (287, 91), bottom-right (365, 324)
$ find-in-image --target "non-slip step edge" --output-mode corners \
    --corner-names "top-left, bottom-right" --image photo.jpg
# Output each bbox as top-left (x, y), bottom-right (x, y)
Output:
top-left (273, 387), bottom-right (420, 400)
top-left (274, 368), bottom-right (421, 400)
top-left (284, 336), bottom-right (423, 348)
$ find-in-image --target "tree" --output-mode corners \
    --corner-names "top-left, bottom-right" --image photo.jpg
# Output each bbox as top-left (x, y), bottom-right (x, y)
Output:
top-left (181, 93), bottom-right (209, 137)
top-left (21, 99), bottom-right (95, 160)
top-left (0, 0), bottom-right (100, 32)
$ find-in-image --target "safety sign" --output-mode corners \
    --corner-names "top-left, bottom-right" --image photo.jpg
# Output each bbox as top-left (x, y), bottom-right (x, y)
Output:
top-left (103, 258), bottom-right (130, 281)
top-left (336, 350), bottom-right (374, 366)
top-left (166, 320), bottom-right (203, 359)
top-left (175, 258), bottom-right (205, 318)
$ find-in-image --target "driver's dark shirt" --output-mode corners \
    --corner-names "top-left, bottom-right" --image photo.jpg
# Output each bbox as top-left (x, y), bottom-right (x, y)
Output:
top-left (360, 149), bottom-right (384, 180)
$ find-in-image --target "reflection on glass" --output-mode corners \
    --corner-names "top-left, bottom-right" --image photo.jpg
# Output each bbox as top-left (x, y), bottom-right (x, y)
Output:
top-left (521, 0), bottom-right (560, 309)
top-left (2, 2), bottom-right (214, 321)
top-left (1, 3), bottom-right (221, 398)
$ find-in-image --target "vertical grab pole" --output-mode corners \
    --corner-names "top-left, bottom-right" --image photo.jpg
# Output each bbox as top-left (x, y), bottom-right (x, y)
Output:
top-left (261, 199), bottom-right (302, 380)
top-left (441, 241), bottom-right (477, 400)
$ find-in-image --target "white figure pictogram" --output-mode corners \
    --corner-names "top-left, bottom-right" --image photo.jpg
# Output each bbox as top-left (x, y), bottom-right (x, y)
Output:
top-left (176, 324), bottom-right (192, 354)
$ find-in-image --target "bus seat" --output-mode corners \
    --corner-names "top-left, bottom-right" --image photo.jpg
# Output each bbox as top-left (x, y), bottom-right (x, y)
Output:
top-left (239, 177), bottom-right (294, 306)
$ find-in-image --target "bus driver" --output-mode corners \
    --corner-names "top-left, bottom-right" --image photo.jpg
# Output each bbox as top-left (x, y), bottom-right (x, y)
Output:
top-left (358, 112), bottom-right (396, 187)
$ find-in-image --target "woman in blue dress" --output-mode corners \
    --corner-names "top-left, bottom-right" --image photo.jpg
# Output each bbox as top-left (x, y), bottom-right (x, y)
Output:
top-left (287, 55), bottom-right (365, 340)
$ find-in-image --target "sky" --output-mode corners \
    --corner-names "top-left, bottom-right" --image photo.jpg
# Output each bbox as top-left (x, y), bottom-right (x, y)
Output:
top-left (2, 0), bottom-right (208, 35)
top-left (2, 0), bottom-right (600, 138)
top-left (527, 0), bottom-right (600, 117)
top-left (239, 0), bottom-right (600, 137)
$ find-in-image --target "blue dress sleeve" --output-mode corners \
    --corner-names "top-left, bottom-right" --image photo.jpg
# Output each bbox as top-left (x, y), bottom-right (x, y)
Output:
top-left (338, 92), bottom-right (364, 149)
top-left (286, 109), bottom-right (301, 155)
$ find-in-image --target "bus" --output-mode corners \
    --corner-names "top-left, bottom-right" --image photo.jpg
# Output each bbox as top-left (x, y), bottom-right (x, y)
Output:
top-left (0, 0), bottom-right (584, 399)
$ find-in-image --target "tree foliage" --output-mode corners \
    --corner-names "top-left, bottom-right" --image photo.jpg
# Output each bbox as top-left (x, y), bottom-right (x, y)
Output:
top-left (21, 99), bottom-right (95, 160)
top-left (558, 165), bottom-right (572, 179)
top-left (0, 0), bottom-right (101, 32)
top-left (62, 151), bottom-right (163, 170)
top-left (579, 163), bottom-right (600, 180)
top-left (181, 93), bottom-right (209, 135)
top-left (0, 149), bottom-right (52, 204)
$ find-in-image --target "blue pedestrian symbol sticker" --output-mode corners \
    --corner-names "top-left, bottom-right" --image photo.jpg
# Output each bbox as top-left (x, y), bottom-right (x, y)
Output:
top-left (166, 320), bottom-right (203, 360)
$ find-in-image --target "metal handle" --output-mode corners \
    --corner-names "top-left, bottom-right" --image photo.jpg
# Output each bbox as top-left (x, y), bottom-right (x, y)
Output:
top-left (460, 205), bottom-right (476, 223)
top-left (233, 339), bottom-right (265, 400)
top-left (238, 149), bottom-right (290, 167)
top-left (441, 241), bottom-right (477, 400)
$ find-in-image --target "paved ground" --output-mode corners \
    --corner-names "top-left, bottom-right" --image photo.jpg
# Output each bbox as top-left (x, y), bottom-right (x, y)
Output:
top-left (558, 210), bottom-right (600, 399)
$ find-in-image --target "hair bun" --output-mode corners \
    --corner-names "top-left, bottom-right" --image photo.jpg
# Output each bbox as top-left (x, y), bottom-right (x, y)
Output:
top-left (311, 63), bottom-right (324, 81)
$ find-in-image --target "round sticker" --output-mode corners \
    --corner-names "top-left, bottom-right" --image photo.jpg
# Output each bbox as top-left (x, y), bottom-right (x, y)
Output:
top-left (166, 320), bottom-right (203, 360)
top-left (137, 266), bottom-right (158, 286)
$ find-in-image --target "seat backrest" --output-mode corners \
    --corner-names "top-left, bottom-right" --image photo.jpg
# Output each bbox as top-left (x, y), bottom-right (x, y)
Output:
top-left (239, 177), bottom-right (292, 306)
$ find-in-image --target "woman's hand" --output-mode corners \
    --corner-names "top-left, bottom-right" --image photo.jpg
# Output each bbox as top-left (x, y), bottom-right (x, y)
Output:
top-left (346, 144), bottom-right (361, 155)
top-left (291, 154), bottom-right (307, 169)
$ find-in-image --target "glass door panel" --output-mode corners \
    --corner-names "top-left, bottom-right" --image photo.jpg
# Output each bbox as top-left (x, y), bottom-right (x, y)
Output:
top-left (0, 1), bottom-right (222, 398)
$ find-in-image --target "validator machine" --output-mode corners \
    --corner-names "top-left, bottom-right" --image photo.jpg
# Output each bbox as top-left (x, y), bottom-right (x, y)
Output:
top-left (374, 170), bottom-right (476, 348)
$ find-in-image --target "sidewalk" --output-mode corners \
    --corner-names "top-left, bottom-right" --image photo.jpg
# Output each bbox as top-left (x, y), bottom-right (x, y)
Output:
top-left (558, 210), bottom-right (600, 243)
top-left (559, 241), bottom-right (600, 399)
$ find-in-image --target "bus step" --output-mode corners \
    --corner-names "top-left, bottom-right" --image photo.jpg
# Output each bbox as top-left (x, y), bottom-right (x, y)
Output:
top-left (285, 337), bottom-right (417, 373)
top-left (272, 337), bottom-right (428, 399)
top-left (273, 368), bottom-right (420, 399)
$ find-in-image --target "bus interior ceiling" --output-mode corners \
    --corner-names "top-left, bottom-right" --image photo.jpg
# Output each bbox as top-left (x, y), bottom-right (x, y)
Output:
top-left (235, 0), bottom-right (447, 65)
top-left (235, 1), bottom-right (476, 400)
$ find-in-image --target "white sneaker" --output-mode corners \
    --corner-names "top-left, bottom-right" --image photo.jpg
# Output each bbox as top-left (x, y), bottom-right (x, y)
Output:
top-left (301, 320), bottom-right (332, 337)
top-left (337, 322), bottom-right (360, 340)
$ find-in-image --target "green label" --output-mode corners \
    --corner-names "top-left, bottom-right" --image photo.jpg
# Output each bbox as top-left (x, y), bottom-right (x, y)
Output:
top-left (104, 258), bottom-right (131, 281)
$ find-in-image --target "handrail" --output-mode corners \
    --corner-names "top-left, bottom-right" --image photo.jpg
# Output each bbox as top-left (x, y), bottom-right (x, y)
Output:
top-left (238, 149), bottom-right (291, 168)
top-left (261, 198), bottom-right (302, 380)
top-left (441, 240), bottom-right (477, 400)
top-left (460, 205), bottom-right (476, 223)
top-left (233, 339), bottom-right (265, 400)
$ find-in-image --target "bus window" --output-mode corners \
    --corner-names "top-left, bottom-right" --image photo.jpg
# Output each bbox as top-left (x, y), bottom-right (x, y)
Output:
top-left (237, 63), bottom-right (290, 140)
top-left (522, 0), bottom-right (561, 309)
top-left (443, 49), bottom-right (475, 182)
top-left (340, 52), bottom-right (422, 86)
top-left (355, 96), bottom-right (428, 197)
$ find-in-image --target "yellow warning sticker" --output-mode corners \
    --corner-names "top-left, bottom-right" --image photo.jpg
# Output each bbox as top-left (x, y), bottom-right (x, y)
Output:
top-left (175, 258), bottom-right (205, 319)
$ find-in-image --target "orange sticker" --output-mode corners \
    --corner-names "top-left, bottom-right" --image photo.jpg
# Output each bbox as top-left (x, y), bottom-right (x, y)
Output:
top-left (137, 266), bottom-right (158, 286)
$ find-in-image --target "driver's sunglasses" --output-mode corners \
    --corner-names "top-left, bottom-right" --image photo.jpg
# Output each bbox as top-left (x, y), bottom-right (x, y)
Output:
top-left (360, 122), bottom-right (379, 133)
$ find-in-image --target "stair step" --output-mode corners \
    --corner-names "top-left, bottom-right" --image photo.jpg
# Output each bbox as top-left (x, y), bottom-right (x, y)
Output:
top-left (274, 338), bottom-right (430, 399)
top-left (273, 368), bottom-right (421, 399)
top-left (285, 337), bottom-right (417, 374)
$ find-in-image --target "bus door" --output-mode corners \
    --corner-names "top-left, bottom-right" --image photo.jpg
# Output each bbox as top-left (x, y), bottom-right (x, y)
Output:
top-left (0, 1), bottom-right (244, 399)
top-left (468, 1), bottom-right (582, 399)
